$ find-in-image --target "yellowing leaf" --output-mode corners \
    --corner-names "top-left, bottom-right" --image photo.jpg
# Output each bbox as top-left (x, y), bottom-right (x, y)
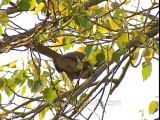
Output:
top-left (117, 33), bottom-right (129, 48)
top-left (21, 85), bottom-right (26, 96)
top-left (93, 25), bottom-right (97, 34)
top-left (77, 46), bottom-right (85, 53)
top-left (103, 45), bottom-right (115, 62)
top-left (0, 66), bottom-right (3, 71)
top-left (54, 36), bottom-right (65, 51)
top-left (87, 48), bottom-right (101, 65)
top-left (88, 5), bottom-right (98, 10)
top-left (0, 78), bottom-right (6, 89)
top-left (131, 48), bottom-right (140, 66)
top-left (0, 11), bottom-right (9, 27)
top-left (27, 103), bottom-right (32, 108)
top-left (39, 108), bottom-right (49, 120)
top-left (59, 4), bottom-right (66, 12)
top-left (75, 25), bottom-right (83, 33)
top-left (0, 26), bottom-right (2, 36)
top-left (31, 78), bottom-right (47, 93)
top-left (61, 72), bottom-right (73, 90)
top-left (29, 0), bottom-right (36, 10)
top-left (142, 48), bottom-right (154, 62)
top-left (142, 61), bottom-right (152, 81)
top-left (148, 100), bottom-right (158, 114)
top-left (132, 30), bottom-right (146, 42)
top-left (97, 26), bottom-right (109, 34)
top-left (43, 88), bottom-right (57, 102)
top-left (105, 17), bottom-right (120, 30)
top-left (124, 0), bottom-right (131, 5)
top-left (8, 60), bottom-right (17, 68)
top-left (34, 2), bottom-right (45, 14)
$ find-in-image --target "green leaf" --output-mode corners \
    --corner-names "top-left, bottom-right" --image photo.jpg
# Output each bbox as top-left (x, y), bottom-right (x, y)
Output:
top-left (39, 108), bottom-right (49, 120)
top-left (14, 69), bottom-right (27, 85)
top-left (112, 52), bottom-right (120, 63)
top-left (148, 100), bottom-right (158, 114)
top-left (85, 45), bottom-right (94, 57)
top-left (63, 39), bottom-right (74, 50)
top-left (17, 0), bottom-right (31, 11)
top-left (31, 78), bottom-right (47, 93)
top-left (74, 16), bottom-right (89, 28)
top-left (5, 78), bottom-right (16, 97)
top-left (0, 25), bottom-right (2, 36)
top-left (0, 0), bottom-right (11, 7)
top-left (142, 61), bottom-right (152, 81)
top-left (0, 11), bottom-right (9, 26)
top-left (21, 85), bottom-right (26, 95)
top-left (53, 80), bottom-right (61, 89)
top-left (43, 88), bottom-right (57, 102)
top-left (31, 80), bottom-right (41, 93)
top-left (0, 77), bottom-right (6, 89)
top-left (96, 51), bottom-right (105, 64)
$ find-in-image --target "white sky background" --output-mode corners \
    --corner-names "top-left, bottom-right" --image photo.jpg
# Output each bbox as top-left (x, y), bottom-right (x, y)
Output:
top-left (0, 0), bottom-right (159, 120)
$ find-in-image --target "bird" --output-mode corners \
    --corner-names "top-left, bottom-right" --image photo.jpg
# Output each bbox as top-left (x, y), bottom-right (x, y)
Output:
top-left (33, 43), bottom-right (92, 80)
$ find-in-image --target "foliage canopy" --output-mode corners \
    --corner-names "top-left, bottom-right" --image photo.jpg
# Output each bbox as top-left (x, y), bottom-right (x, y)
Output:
top-left (0, 0), bottom-right (159, 119)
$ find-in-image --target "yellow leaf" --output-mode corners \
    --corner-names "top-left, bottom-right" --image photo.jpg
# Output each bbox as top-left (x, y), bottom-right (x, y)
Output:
top-left (61, 72), bottom-right (74, 90)
top-left (88, 5), bottom-right (99, 10)
top-left (29, 0), bottom-right (36, 10)
top-left (103, 45), bottom-right (115, 62)
top-left (87, 48), bottom-right (101, 65)
top-left (0, 11), bottom-right (9, 27)
top-left (132, 30), bottom-right (146, 42)
top-left (97, 26), bottom-right (109, 34)
top-left (8, 60), bottom-right (17, 68)
top-left (143, 48), bottom-right (154, 62)
top-left (34, 2), bottom-right (45, 14)
top-left (105, 17), bottom-right (120, 30)
top-left (57, 36), bottom-right (65, 43)
top-left (77, 46), bottom-right (85, 53)
top-left (93, 25), bottom-right (97, 34)
top-left (27, 103), bottom-right (32, 108)
top-left (148, 100), bottom-right (158, 114)
top-left (124, 0), bottom-right (131, 5)
top-left (54, 36), bottom-right (65, 51)
top-left (59, 4), bottom-right (66, 12)
top-left (131, 48), bottom-right (139, 66)
top-left (117, 33), bottom-right (129, 48)
top-left (75, 25), bottom-right (83, 33)
top-left (0, 66), bottom-right (3, 71)
top-left (0, 78), bottom-right (6, 89)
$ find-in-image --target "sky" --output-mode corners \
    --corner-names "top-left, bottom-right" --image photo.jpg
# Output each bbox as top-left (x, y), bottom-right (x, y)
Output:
top-left (0, 0), bottom-right (159, 120)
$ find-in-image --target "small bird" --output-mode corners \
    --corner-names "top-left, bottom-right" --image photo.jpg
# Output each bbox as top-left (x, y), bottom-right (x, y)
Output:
top-left (33, 43), bottom-right (92, 79)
